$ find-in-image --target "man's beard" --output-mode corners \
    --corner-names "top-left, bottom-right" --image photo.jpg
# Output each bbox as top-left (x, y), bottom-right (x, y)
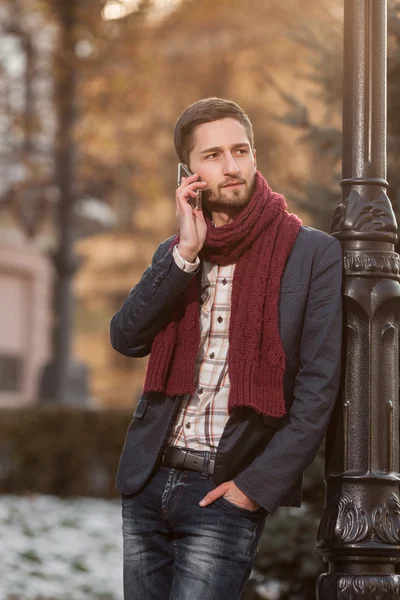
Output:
top-left (204, 175), bottom-right (256, 209)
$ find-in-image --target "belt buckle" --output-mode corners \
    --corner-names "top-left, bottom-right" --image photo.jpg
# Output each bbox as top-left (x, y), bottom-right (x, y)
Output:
top-left (184, 451), bottom-right (204, 472)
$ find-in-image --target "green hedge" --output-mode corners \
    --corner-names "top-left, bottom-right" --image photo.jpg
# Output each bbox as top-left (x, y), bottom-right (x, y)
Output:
top-left (0, 406), bottom-right (132, 497)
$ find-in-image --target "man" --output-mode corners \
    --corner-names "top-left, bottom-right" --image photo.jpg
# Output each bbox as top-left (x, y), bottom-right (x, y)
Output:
top-left (110, 97), bottom-right (343, 600)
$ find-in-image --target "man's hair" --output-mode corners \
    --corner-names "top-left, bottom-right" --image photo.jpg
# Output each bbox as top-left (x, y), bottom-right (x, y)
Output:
top-left (174, 97), bottom-right (254, 167)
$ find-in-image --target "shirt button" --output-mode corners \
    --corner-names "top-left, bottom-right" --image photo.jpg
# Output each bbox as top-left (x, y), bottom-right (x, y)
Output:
top-left (217, 316), bottom-right (223, 323)
top-left (222, 278), bottom-right (227, 285)
top-left (185, 422), bottom-right (191, 429)
top-left (198, 387), bottom-right (204, 395)
top-left (210, 352), bottom-right (215, 359)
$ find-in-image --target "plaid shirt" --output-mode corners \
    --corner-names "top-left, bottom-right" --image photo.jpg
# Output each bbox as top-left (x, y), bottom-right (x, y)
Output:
top-left (168, 246), bottom-right (235, 451)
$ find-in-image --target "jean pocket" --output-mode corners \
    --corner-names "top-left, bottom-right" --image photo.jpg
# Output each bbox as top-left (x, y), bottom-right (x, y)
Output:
top-left (220, 496), bottom-right (266, 517)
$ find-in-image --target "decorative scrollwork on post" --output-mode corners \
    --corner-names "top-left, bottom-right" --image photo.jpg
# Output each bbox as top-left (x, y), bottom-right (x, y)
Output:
top-left (335, 495), bottom-right (371, 543)
top-left (331, 189), bottom-right (398, 238)
top-left (337, 575), bottom-right (400, 599)
top-left (373, 494), bottom-right (400, 545)
top-left (318, 494), bottom-right (400, 546)
top-left (343, 254), bottom-right (400, 276)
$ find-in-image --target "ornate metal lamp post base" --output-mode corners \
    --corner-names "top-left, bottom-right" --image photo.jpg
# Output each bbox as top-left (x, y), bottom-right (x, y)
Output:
top-left (318, 574), bottom-right (400, 600)
top-left (316, 1), bottom-right (400, 597)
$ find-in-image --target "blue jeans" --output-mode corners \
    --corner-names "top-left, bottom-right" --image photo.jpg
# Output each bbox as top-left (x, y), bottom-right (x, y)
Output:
top-left (121, 464), bottom-right (267, 600)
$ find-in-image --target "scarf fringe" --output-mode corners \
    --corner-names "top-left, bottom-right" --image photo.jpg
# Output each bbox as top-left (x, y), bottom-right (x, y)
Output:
top-left (228, 355), bottom-right (286, 417)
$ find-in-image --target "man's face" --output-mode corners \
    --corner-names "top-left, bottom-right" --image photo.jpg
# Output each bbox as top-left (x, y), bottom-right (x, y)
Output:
top-left (188, 118), bottom-right (257, 210)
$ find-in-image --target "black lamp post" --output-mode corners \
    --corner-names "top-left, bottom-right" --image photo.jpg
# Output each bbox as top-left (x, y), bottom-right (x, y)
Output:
top-left (316, 1), bottom-right (400, 597)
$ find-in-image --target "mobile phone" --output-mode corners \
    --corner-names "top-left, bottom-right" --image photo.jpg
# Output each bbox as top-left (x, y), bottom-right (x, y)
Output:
top-left (177, 163), bottom-right (202, 211)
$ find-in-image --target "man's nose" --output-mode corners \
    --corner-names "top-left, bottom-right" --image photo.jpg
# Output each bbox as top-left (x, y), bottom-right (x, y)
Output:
top-left (223, 153), bottom-right (240, 176)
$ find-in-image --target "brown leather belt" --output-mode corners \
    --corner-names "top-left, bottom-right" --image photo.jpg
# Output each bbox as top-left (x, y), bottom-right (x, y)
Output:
top-left (162, 445), bottom-right (216, 476)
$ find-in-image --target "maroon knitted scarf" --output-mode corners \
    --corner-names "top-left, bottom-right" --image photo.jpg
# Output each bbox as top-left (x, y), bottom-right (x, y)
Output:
top-left (143, 171), bottom-right (302, 417)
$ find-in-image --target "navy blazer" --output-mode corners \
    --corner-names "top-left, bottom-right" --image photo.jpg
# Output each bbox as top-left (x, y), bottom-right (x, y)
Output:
top-left (110, 225), bottom-right (343, 514)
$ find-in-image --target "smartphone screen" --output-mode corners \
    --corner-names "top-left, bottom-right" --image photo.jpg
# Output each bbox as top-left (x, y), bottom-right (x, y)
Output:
top-left (177, 163), bottom-right (202, 210)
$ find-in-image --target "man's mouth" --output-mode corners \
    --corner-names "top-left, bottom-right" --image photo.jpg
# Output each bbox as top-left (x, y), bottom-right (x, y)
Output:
top-left (221, 182), bottom-right (244, 188)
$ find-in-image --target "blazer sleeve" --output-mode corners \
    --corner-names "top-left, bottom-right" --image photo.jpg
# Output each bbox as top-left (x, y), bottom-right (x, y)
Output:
top-left (110, 237), bottom-right (199, 358)
top-left (234, 237), bottom-right (343, 514)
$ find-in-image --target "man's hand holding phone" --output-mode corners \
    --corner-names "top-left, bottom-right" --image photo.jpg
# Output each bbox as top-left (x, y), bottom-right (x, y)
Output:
top-left (176, 172), bottom-right (208, 263)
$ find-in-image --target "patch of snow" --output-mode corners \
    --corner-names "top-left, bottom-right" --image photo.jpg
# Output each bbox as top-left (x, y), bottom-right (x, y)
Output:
top-left (0, 495), bottom-right (123, 600)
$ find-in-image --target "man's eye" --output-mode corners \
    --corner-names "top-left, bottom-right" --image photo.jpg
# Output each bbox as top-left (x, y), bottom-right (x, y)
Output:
top-left (235, 148), bottom-right (248, 155)
top-left (205, 153), bottom-right (218, 159)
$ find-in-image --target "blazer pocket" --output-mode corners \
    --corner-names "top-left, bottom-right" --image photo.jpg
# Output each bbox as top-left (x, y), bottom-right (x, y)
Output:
top-left (133, 396), bottom-right (148, 419)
